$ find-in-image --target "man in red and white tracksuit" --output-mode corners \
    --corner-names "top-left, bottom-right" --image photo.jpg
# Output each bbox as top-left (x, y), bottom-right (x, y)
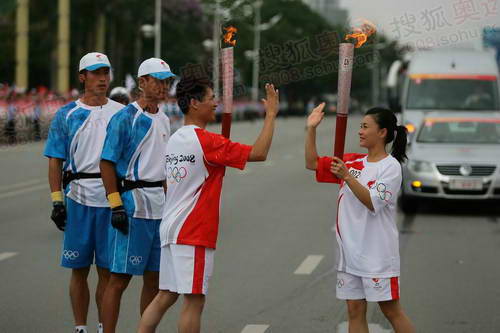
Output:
top-left (138, 77), bottom-right (280, 333)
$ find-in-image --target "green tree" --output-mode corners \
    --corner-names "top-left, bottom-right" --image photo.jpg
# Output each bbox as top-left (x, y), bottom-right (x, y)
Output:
top-left (215, 0), bottom-right (343, 111)
top-left (209, 0), bottom-right (403, 110)
top-left (0, 0), bottom-right (17, 86)
top-left (1, 0), bottom-right (210, 91)
top-left (0, 0), bottom-right (402, 105)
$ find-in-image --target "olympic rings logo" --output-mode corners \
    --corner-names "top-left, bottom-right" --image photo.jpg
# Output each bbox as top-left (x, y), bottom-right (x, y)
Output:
top-left (63, 250), bottom-right (80, 260)
top-left (129, 256), bottom-right (143, 265)
top-left (167, 167), bottom-right (187, 184)
top-left (376, 183), bottom-right (393, 202)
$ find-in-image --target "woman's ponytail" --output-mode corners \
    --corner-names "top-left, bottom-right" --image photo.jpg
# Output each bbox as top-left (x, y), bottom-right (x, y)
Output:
top-left (391, 125), bottom-right (408, 163)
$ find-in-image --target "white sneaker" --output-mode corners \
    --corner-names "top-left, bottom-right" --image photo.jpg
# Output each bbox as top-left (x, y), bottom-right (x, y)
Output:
top-left (97, 323), bottom-right (103, 333)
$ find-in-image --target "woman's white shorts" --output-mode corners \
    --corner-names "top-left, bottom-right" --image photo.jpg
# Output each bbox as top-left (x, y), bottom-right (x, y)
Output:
top-left (336, 271), bottom-right (400, 302)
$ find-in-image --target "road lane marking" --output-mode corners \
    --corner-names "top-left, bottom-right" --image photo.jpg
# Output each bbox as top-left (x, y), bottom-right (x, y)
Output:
top-left (337, 322), bottom-right (392, 333)
top-left (0, 178), bottom-right (45, 192)
top-left (0, 183), bottom-right (48, 200)
top-left (241, 325), bottom-right (269, 333)
top-left (294, 255), bottom-right (324, 275)
top-left (0, 252), bottom-right (18, 262)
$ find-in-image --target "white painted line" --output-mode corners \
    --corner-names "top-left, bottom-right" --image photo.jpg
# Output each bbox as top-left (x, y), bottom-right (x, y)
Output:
top-left (0, 178), bottom-right (45, 192)
top-left (0, 183), bottom-right (48, 200)
top-left (294, 255), bottom-right (324, 275)
top-left (241, 325), bottom-right (269, 333)
top-left (337, 322), bottom-right (392, 333)
top-left (0, 252), bottom-right (18, 262)
top-left (263, 160), bottom-right (275, 167)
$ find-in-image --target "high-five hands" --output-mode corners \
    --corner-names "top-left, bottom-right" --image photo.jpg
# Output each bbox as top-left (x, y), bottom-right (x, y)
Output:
top-left (306, 102), bottom-right (326, 129)
top-left (261, 83), bottom-right (280, 118)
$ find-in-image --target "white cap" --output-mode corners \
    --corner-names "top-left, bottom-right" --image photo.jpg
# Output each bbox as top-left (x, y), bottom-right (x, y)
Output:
top-left (138, 58), bottom-right (176, 80)
top-left (79, 52), bottom-right (111, 72)
top-left (110, 86), bottom-right (129, 97)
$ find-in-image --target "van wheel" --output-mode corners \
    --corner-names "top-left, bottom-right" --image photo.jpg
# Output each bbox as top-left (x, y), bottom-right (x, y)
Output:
top-left (400, 193), bottom-right (418, 215)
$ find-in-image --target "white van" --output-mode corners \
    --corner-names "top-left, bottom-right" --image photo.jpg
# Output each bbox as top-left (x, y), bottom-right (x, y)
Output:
top-left (387, 49), bottom-right (500, 136)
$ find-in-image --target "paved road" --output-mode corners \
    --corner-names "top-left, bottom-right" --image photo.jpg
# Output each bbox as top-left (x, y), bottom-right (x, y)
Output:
top-left (1, 115), bottom-right (499, 332)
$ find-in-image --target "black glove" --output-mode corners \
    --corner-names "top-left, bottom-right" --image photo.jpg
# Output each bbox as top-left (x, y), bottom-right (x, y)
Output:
top-left (51, 201), bottom-right (66, 231)
top-left (111, 206), bottom-right (129, 235)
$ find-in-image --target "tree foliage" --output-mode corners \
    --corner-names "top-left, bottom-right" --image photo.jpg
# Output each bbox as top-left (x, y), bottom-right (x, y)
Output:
top-left (0, 0), bottom-right (402, 106)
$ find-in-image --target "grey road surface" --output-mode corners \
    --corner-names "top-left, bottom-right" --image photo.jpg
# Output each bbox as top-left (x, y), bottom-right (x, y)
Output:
top-left (1, 115), bottom-right (499, 333)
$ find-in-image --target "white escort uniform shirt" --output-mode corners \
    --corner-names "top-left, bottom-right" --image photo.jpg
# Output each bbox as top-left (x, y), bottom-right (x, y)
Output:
top-left (101, 102), bottom-right (171, 219)
top-left (44, 99), bottom-right (124, 207)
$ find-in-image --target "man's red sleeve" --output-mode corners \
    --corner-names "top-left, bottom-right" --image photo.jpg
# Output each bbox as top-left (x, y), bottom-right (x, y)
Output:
top-left (195, 128), bottom-right (252, 170)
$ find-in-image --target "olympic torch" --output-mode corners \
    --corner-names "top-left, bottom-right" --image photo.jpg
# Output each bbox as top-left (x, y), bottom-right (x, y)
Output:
top-left (221, 26), bottom-right (237, 139)
top-left (334, 21), bottom-right (376, 159)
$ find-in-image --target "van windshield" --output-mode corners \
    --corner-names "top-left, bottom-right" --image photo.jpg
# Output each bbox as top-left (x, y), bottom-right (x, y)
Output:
top-left (417, 119), bottom-right (500, 144)
top-left (406, 75), bottom-right (499, 110)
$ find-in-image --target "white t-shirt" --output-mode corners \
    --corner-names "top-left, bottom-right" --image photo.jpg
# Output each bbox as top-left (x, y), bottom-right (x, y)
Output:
top-left (44, 99), bottom-right (124, 207)
top-left (316, 153), bottom-right (402, 278)
top-left (160, 125), bottom-right (252, 249)
top-left (101, 102), bottom-right (171, 219)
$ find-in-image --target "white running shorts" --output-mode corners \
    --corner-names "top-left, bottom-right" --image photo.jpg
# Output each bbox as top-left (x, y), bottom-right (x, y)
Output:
top-left (336, 271), bottom-right (400, 302)
top-left (159, 244), bottom-right (214, 295)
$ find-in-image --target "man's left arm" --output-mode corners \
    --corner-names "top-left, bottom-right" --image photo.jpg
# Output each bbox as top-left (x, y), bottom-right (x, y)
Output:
top-left (100, 114), bottom-right (129, 234)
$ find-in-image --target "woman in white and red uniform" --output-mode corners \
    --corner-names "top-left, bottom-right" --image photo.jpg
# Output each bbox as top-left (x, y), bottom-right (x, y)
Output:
top-left (305, 103), bottom-right (415, 333)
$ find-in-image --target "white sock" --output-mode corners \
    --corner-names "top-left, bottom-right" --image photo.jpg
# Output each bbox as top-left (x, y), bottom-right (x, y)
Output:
top-left (97, 323), bottom-right (103, 333)
top-left (75, 326), bottom-right (88, 333)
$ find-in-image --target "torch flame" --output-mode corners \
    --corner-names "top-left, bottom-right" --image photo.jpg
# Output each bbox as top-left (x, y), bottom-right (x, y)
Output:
top-left (223, 26), bottom-right (238, 47)
top-left (345, 20), bottom-right (377, 48)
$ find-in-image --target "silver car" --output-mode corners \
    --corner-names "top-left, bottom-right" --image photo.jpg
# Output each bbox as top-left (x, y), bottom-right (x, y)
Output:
top-left (401, 112), bottom-right (500, 213)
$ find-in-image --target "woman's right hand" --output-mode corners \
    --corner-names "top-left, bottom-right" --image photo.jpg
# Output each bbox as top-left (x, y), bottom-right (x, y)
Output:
top-left (306, 102), bottom-right (326, 129)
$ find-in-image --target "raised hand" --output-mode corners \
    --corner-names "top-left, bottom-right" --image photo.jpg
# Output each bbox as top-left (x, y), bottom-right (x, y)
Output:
top-left (306, 102), bottom-right (326, 129)
top-left (261, 83), bottom-right (279, 118)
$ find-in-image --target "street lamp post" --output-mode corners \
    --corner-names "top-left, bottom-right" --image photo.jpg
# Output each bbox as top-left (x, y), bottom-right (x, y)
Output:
top-left (371, 37), bottom-right (386, 107)
top-left (212, 0), bottom-right (221, 98)
top-left (371, 47), bottom-right (379, 106)
top-left (250, 2), bottom-right (281, 103)
top-left (155, 0), bottom-right (162, 58)
top-left (209, 0), bottom-right (277, 101)
top-left (251, 0), bottom-right (262, 103)
top-left (57, 0), bottom-right (69, 94)
top-left (15, 0), bottom-right (29, 92)
top-left (210, 0), bottom-right (247, 99)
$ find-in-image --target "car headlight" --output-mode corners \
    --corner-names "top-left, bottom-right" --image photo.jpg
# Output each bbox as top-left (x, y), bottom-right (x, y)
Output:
top-left (408, 160), bottom-right (433, 173)
top-left (405, 123), bottom-right (416, 134)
